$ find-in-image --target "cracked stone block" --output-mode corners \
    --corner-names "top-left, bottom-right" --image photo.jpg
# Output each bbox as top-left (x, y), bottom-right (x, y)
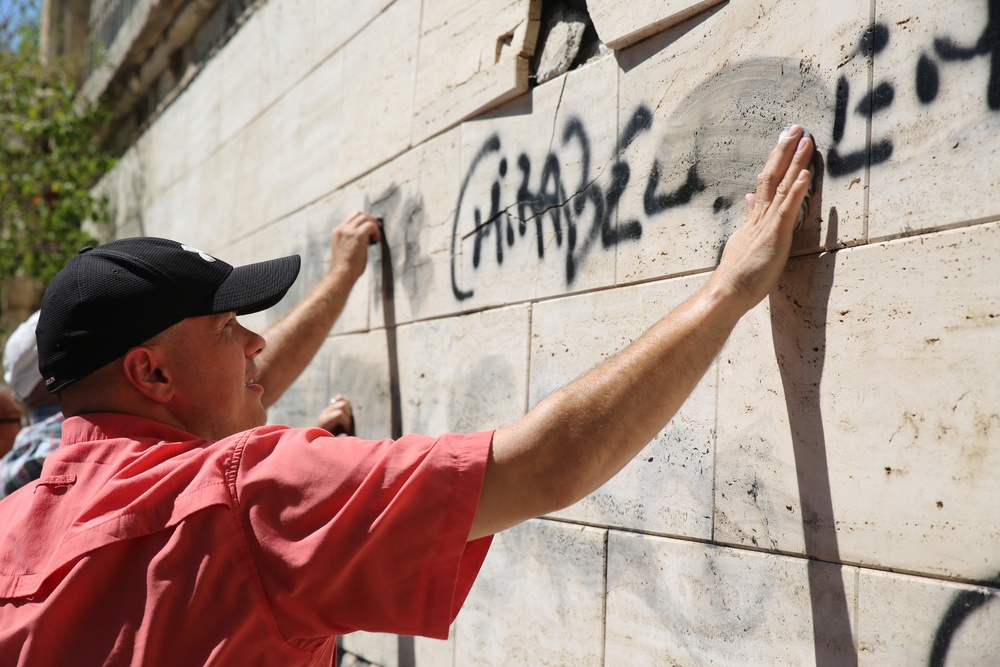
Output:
top-left (530, 274), bottom-right (715, 539)
top-left (868, 2), bottom-right (1000, 240)
top-left (589, 0), bottom-right (727, 50)
top-left (411, 0), bottom-right (540, 145)
top-left (395, 304), bottom-right (529, 437)
top-left (716, 222), bottom-right (1000, 580)
top-left (606, 532), bottom-right (859, 666)
top-left (615, 0), bottom-right (869, 286)
top-left (857, 569), bottom-right (1000, 666)
top-left (454, 54), bottom-right (619, 312)
top-left (455, 521), bottom-right (606, 667)
top-left (534, 6), bottom-right (588, 84)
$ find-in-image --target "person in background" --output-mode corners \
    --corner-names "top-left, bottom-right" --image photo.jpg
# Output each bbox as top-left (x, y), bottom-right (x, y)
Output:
top-left (0, 310), bottom-right (64, 498)
top-left (0, 391), bottom-right (22, 456)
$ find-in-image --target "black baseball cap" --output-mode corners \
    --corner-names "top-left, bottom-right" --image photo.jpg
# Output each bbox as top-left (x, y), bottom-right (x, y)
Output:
top-left (36, 237), bottom-right (301, 393)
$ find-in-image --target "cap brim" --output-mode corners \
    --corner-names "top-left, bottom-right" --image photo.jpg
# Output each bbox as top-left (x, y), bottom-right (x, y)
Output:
top-left (207, 254), bottom-right (301, 316)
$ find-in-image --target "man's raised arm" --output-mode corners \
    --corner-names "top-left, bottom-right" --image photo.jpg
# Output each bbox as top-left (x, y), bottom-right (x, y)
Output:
top-left (470, 125), bottom-right (815, 540)
top-left (256, 211), bottom-right (381, 409)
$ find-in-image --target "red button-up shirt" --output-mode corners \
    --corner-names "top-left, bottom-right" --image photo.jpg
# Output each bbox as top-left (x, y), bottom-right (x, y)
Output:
top-left (0, 414), bottom-right (492, 665)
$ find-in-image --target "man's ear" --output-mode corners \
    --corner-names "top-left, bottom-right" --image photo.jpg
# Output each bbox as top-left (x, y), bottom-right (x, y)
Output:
top-left (122, 346), bottom-right (175, 404)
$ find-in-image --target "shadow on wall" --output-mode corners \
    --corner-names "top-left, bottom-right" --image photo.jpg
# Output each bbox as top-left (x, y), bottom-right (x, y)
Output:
top-left (768, 154), bottom-right (857, 666)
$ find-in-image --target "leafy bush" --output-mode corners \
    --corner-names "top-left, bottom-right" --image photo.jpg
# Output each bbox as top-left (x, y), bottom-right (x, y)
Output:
top-left (0, 0), bottom-right (115, 285)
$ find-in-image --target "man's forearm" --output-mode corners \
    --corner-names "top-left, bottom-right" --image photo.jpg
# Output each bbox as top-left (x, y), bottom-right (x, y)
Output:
top-left (256, 268), bottom-right (356, 409)
top-left (474, 283), bottom-right (744, 539)
top-left (469, 125), bottom-right (815, 540)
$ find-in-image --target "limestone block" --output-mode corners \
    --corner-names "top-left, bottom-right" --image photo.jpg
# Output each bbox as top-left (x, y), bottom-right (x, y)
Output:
top-left (395, 304), bottom-right (530, 437)
top-left (314, 128), bottom-right (464, 326)
top-left (260, 0), bottom-right (316, 106)
top-left (411, 0), bottom-right (540, 144)
top-left (455, 520), bottom-right (606, 667)
top-left (606, 532), bottom-right (859, 666)
top-left (339, 0), bottom-right (420, 184)
top-left (337, 634), bottom-right (398, 667)
top-left (233, 50), bottom-right (347, 231)
top-left (313, 0), bottom-right (393, 66)
top-left (616, 0), bottom-right (869, 285)
top-left (453, 55), bottom-right (619, 311)
top-left (868, 3), bottom-right (1000, 240)
top-left (218, 13), bottom-right (264, 145)
top-left (327, 330), bottom-right (392, 441)
top-left (178, 55), bottom-right (222, 175)
top-left (340, 631), bottom-right (454, 667)
top-left (716, 223), bottom-right (1000, 580)
top-left (589, 0), bottom-right (726, 51)
top-left (530, 275), bottom-right (715, 538)
top-left (192, 139), bottom-right (238, 252)
top-left (267, 337), bottom-right (331, 428)
top-left (857, 569), bottom-right (1000, 666)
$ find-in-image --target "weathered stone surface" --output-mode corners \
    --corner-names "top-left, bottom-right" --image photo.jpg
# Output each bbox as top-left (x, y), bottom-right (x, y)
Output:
top-left (456, 521), bottom-right (606, 667)
top-left (218, 12), bottom-right (264, 145)
top-left (717, 223), bottom-right (1000, 580)
top-left (606, 532), bottom-right (859, 665)
top-left (325, 330), bottom-right (392, 441)
top-left (454, 54), bottom-right (619, 311)
top-left (233, 49), bottom-right (347, 232)
top-left (411, 0), bottom-right (539, 144)
top-left (530, 275), bottom-right (715, 538)
top-left (615, 0), bottom-right (869, 285)
top-left (857, 569), bottom-right (1000, 665)
top-left (589, 0), bottom-right (726, 50)
top-left (313, 0), bottom-right (394, 68)
top-left (260, 0), bottom-right (317, 106)
top-left (868, 3), bottom-right (1000, 240)
top-left (339, 0), bottom-right (420, 184)
top-left (395, 304), bottom-right (529, 436)
top-left (314, 127), bottom-right (466, 327)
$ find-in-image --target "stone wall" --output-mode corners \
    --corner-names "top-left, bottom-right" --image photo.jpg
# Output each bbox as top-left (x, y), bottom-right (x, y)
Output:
top-left (98, 0), bottom-right (1000, 664)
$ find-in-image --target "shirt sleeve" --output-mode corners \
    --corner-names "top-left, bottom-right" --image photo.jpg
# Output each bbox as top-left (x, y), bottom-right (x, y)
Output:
top-left (231, 426), bottom-right (494, 641)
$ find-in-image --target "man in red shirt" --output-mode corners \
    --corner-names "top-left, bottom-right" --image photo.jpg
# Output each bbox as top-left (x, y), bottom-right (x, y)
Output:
top-left (0, 127), bottom-right (813, 664)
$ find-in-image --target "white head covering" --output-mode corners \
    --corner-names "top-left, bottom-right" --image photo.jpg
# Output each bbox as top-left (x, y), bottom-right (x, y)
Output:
top-left (3, 310), bottom-right (42, 402)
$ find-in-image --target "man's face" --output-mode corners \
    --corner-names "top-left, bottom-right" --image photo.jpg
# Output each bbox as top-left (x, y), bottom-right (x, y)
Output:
top-left (155, 313), bottom-right (267, 440)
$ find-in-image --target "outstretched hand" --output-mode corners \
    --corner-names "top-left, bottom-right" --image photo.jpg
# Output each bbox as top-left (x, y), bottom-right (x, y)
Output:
top-left (709, 125), bottom-right (815, 314)
top-left (330, 211), bottom-right (382, 283)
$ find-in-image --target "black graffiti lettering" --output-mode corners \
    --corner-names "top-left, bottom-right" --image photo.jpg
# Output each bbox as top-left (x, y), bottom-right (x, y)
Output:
top-left (644, 161), bottom-right (706, 215)
top-left (861, 22), bottom-right (890, 55)
top-left (856, 81), bottom-right (895, 115)
top-left (452, 135), bottom-right (501, 300)
top-left (916, 53), bottom-right (941, 104)
top-left (827, 24), bottom-right (895, 177)
top-left (451, 108), bottom-right (670, 300)
top-left (933, 0), bottom-right (1000, 109)
top-left (928, 574), bottom-right (1000, 667)
top-left (832, 76), bottom-right (849, 144)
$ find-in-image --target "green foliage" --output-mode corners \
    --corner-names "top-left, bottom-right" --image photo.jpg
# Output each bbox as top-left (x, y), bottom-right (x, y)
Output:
top-left (0, 2), bottom-right (116, 285)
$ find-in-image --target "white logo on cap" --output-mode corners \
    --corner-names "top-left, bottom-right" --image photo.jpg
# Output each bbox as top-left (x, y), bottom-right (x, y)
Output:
top-left (181, 244), bottom-right (216, 262)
